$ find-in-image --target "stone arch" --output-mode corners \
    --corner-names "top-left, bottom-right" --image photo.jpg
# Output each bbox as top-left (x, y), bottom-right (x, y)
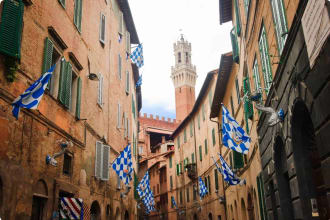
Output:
top-left (240, 198), bottom-right (247, 220)
top-left (124, 210), bottom-right (129, 220)
top-left (273, 135), bottom-right (294, 219)
top-left (105, 204), bottom-right (111, 220)
top-left (208, 212), bottom-right (213, 220)
top-left (115, 207), bottom-right (121, 220)
top-left (247, 192), bottom-right (255, 220)
top-left (90, 200), bottom-right (101, 220)
top-left (291, 99), bottom-right (329, 219)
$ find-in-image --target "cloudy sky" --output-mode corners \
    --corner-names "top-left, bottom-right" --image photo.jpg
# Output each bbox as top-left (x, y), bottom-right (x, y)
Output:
top-left (128, 0), bottom-right (233, 119)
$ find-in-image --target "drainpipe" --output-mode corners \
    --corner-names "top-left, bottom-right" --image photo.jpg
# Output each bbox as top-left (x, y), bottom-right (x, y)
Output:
top-left (210, 117), bottom-right (228, 220)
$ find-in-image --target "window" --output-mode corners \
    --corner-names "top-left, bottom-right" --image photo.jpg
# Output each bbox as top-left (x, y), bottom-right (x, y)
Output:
top-left (99, 13), bottom-right (106, 44)
top-left (177, 136), bottom-right (180, 149)
top-left (190, 122), bottom-right (193, 137)
top-left (191, 153), bottom-right (195, 163)
top-left (193, 185), bottom-right (197, 200)
top-left (202, 104), bottom-right (206, 121)
top-left (0, 0), bottom-right (24, 60)
top-left (234, 0), bottom-right (241, 36)
top-left (179, 163), bottom-right (182, 174)
top-left (199, 145), bottom-right (202, 161)
top-left (180, 190), bottom-right (183, 204)
top-left (243, 77), bottom-right (254, 124)
top-left (204, 177), bottom-right (208, 194)
top-left (230, 96), bottom-right (235, 116)
top-left (157, 184), bottom-right (159, 194)
top-left (214, 169), bottom-right (219, 191)
top-left (171, 196), bottom-right (175, 208)
top-left (244, 0), bottom-right (250, 18)
top-left (117, 103), bottom-right (121, 128)
top-left (271, 0), bottom-right (288, 54)
top-left (208, 175), bottom-right (211, 193)
top-left (208, 90), bottom-right (213, 106)
top-left (132, 96), bottom-right (136, 119)
top-left (230, 27), bottom-right (239, 63)
top-left (178, 52), bottom-right (181, 63)
top-left (95, 141), bottom-right (110, 181)
top-left (233, 150), bottom-right (244, 169)
top-left (74, 0), bottom-right (82, 32)
top-left (252, 58), bottom-right (262, 94)
top-left (63, 153), bottom-right (72, 176)
top-left (58, 0), bottom-right (66, 8)
top-left (125, 71), bottom-right (130, 94)
top-left (170, 176), bottom-right (173, 190)
top-left (235, 78), bottom-right (241, 105)
top-left (184, 128), bottom-right (187, 143)
top-left (118, 54), bottom-right (122, 79)
top-left (31, 196), bottom-right (46, 219)
top-left (212, 128), bottom-right (216, 146)
top-left (176, 164), bottom-right (179, 175)
top-left (259, 25), bottom-right (273, 94)
top-left (198, 114), bottom-right (200, 129)
top-left (118, 11), bottom-right (124, 34)
top-left (186, 187), bottom-right (190, 202)
top-left (169, 156), bottom-right (172, 168)
top-left (204, 139), bottom-right (208, 155)
top-left (185, 52), bottom-right (189, 63)
top-left (126, 31), bottom-right (131, 53)
top-left (124, 113), bottom-right (128, 137)
top-left (98, 74), bottom-right (103, 106)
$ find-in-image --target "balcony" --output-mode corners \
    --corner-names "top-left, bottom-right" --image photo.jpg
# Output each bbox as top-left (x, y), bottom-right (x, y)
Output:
top-left (185, 163), bottom-right (197, 180)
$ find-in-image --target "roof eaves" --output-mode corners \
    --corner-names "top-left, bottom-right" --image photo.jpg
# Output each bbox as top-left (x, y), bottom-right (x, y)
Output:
top-left (210, 52), bottom-right (233, 118)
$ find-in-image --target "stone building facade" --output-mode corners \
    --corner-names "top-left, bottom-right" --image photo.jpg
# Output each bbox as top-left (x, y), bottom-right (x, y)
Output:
top-left (218, 0), bottom-right (330, 219)
top-left (170, 70), bottom-right (226, 220)
top-left (0, 0), bottom-right (141, 219)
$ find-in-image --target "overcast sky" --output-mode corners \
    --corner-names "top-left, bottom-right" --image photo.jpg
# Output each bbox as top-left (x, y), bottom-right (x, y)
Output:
top-left (128, 0), bottom-right (233, 120)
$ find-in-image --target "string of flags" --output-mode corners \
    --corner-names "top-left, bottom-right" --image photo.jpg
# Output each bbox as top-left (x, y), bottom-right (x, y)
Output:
top-left (112, 144), bottom-right (134, 186)
top-left (198, 176), bottom-right (208, 199)
top-left (136, 171), bottom-right (156, 214)
top-left (12, 65), bottom-right (55, 119)
top-left (212, 154), bottom-right (246, 186)
top-left (222, 105), bottom-right (251, 154)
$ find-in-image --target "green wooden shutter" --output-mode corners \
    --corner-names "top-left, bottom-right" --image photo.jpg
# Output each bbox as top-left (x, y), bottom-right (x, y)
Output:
top-left (199, 145), bottom-right (202, 161)
top-left (42, 38), bottom-right (54, 90)
top-left (233, 150), bottom-right (244, 169)
top-left (134, 172), bottom-right (139, 199)
top-left (64, 62), bottom-right (72, 108)
top-left (184, 128), bottom-right (187, 143)
top-left (74, 0), bottom-right (82, 32)
top-left (257, 174), bottom-right (268, 220)
top-left (0, 0), bottom-right (24, 59)
top-left (230, 27), bottom-right (239, 63)
top-left (170, 176), bottom-right (173, 189)
top-left (214, 169), bottom-right (219, 190)
top-left (243, 77), bottom-right (254, 120)
top-left (58, 59), bottom-right (67, 105)
top-left (204, 139), bottom-right (208, 155)
top-left (169, 156), bottom-right (172, 168)
top-left (179, 163), bottom-right (182, 174)
top-left (176, 164), bottom-right (179, 176)
top-left (75, 77), bottom-right (82, 119)
top-left (191, 153), bottom-right (195, 163)
top-left (234, 0), bottom-right (241, 36)
top-left (212, 128), bottom-right (216, 146)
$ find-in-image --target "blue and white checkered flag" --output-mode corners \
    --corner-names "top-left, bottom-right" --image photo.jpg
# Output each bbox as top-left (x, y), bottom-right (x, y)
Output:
top-left (171, 196), bottom-right (178, 209)
top-left (136, 75), bottom-right (142, 88)
top-left (112, 144), bottom-right (133, 185)
top-left (198, 177), bottom-right (208, 199)
top-left (12, 65), bottom-right (56, 119)
top-left (222, 105), bottom-right (251, 154)
top-left (143, 188), bottom-right (155, 213)
top-left (130, 44), bottom-right (144, 68)
top-left (212, 155), bottom-right (245, 186)
top-left (137, 171), bottom-right (150, 199)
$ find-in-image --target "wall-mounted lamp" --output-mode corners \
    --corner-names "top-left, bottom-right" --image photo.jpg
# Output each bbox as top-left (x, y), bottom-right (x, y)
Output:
top-left (87, 73), bottom-right (99, 81)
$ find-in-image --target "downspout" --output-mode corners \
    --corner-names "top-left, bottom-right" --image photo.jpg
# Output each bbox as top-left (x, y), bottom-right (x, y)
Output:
top-left (210, 117), bottom-right (228, 220)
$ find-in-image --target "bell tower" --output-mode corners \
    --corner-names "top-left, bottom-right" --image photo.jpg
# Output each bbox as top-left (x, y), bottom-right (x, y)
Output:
top-left (171, 35), bottom-right (197, 122)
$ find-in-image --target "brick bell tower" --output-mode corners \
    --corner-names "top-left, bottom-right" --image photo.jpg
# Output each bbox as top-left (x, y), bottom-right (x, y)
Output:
top-left (171, 35), bottom-right (197, 122)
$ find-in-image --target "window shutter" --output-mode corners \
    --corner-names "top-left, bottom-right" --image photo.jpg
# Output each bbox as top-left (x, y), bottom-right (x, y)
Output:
top-left (176, 164), bottom-right (179, 176)
top-left (127, 118), bottom-right (130, 139)
top-left (64, 62), bottom-right (72, 108)
top-left (184, 129), bottom-right (187, 143)
top-left (177, 136), bottom-right (180, 149)
top-left (75, 77), bottom-right (82, 119)
top-left (259, 26), bottom-right (273, 94)
top-left (208, 176), bottom-right (211, 193)
top-left (118, 54), bottom-right (122, 79)
top-left (243, 77), bottom-right (254, 120)
top-left (58, 59), bottom-right (67, 105)
top-left (95, 141), bottom-right (103, 178)
top-left (199, 145), bottom-right (202, 161)
top-left (202, 104), bottom-right (205, 121)
top-left (126, 71), bottom-right (130, 94)
top-left (123, 112), bottom-right (127, 137)
top-left (179, 163), bottom-right (182, 174)
top-left (235, 78), bottom-right (241, 105)
top-left (98, 74), bottom-right (103, 106)
top-left (0, 0), bottom-right (24, 59)
top-left (169, 156), bottom-right (172, 168)
top-left (132, 96), bottom-right (136, 119)
top-left (126, 31), bottom-right (131, 53)
top-left (212, 128), bottom-right (216, 146)
top-left (204, 139), bottom-right (208, 155)
top-left (117, 103), bottom-right (121, 128)
top-left (190, 122), bottom-right (193, 137)
top-left (186, 187), bottom-right (190, 202)
top-left (42, 38), bottom-right (54, 90)
top-left (74, 0), bottom-right (82, 32)
top-left (191, 153), bottom-right (195, 163)
top-left (99, 13), bottom-right (106, 44)
top-left (230, 27), bottom-right (239, 63)
top-left (134, 172), bottom-right (139, 199)
top-left (198, 114), bottom-right (200, 129)
top-left (214, 169), bottom-right (219, 190)
top-left (170, 176), bottom-right (173, 189)
top-left (133, 133), bottom-right (136, 156)
top-left (101, 145), bottom-right (110, 181)
top-left (234, 0), bottom-right (241, 36)
top-left (118, 11), bottom-right (123, 34)
top-left (233, 150), bottom-right (244, 169)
